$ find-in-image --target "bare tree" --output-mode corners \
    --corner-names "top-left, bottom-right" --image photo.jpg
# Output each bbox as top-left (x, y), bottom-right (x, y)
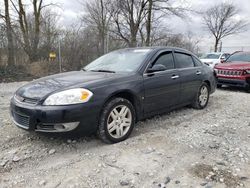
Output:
top-left (144, 0), bottom-right (189, 46)
top-left (203, 3), bottom-right (248, 52)
top-left (83, 0), bottom-right (112, 55)
top-left (0, 0), bottom-right (15, 68)
top-left (111, 0), bottom-right (148, 47)
top-left (10, 0), bottom-right (55, 62)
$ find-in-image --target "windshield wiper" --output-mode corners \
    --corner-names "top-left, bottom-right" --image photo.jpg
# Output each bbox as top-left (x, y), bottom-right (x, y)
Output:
top-left (90, 69), bottom-right (116, 73)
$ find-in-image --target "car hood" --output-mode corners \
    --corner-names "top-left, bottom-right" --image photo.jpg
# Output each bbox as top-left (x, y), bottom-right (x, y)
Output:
top-left (215, 61), bottom-right (250, 70)
top-left (16, 71), bottom-right (125, 99)
top-left (200, 59), bottom-right (219, 63)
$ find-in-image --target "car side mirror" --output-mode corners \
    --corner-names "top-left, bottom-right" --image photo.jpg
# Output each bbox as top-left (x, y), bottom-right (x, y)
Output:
top-left (220, 58), bottom-right (226, 63)
top-left (147, 64), bottom-right (167, 73)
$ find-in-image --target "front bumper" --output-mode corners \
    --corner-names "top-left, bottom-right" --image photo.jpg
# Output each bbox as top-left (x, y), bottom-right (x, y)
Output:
top-left (10, 97), bottom-right (101, 134)
top-left (217, 77), bottom-right (250, 88)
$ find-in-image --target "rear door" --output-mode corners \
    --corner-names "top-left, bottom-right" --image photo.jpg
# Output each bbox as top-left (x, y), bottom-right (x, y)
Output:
top-left (143, 50), bottom-right (181, 114)
top-left (173, 51), bottom-right (203, 104)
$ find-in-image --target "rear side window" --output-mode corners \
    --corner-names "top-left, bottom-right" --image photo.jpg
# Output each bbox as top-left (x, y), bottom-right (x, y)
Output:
top-left (193, 56), bottom-right (203, 67)
top-left (153, 52), bottom-right (175, 70)
top-left (174, 52), bottom-right (194, 68)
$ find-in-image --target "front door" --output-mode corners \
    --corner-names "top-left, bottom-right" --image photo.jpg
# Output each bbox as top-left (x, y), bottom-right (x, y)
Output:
top-left (143, 51), bottom-right (181, 114)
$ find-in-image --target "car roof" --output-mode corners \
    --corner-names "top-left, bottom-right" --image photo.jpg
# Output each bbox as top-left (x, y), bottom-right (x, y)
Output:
top-left (120, 46), bottom-right (193, 54)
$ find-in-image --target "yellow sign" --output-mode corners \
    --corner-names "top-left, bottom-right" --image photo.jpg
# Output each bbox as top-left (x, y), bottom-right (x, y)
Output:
top-left (49, 52), bottom-right (56, 59)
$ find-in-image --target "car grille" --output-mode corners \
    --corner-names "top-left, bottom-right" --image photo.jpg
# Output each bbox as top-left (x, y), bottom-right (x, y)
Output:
top-left (14, 94), bottom-right (39, 105)
top-left (12, 111), bottom-right (30, 128)
top-left (217, 70), bottom-right (242, 76)
top-left (23, 97), bottom-right (39, 104)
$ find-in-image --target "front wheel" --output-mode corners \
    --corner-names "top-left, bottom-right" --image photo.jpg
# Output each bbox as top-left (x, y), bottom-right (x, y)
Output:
top-left (192, 83), bottom-right (210, 109)
top-left (97, 98), bottom-right (135, 144)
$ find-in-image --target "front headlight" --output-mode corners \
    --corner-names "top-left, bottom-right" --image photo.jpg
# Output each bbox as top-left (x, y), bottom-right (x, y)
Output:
top-left (43, 88), bottom-right (93, 106)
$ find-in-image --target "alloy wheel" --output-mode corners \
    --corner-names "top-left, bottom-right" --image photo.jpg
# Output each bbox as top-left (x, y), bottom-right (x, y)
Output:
top-left (199, 86), bottom-right (208, 106)
top-left (107, 105), bottom-right (132, 139)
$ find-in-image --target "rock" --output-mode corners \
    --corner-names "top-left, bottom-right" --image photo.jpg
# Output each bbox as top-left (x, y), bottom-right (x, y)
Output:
top-left (216, 161), bottom-right (226, 166)
top-left (209, 142), bottom-right (220, 149)
top-left (240, 176), bottom-right (248, 181)
top-left (158, 183), bottom-right (166, 188)
top-left (175, 180), bottom-right (180, 184)
top-left (142, 147), bottom-right (155, 154)
top-left (67, 139), bottom-right (72, 144)
top-left (164, 177), bottom-right (171, 184)
top-left (38, 180), bottom-right (46, 186)
top-left (148, 172), bottom-right (154, 177)
top-left (212, 167), bottom-right (218, 171)
top-left (119, 180), bottom-right (130, 186)
top-left (48, 149), bottom-right (56, 155)
top-left (219, 178), bottom-right (224, 183)
top-left (12, 156), bottom-right (21, 162)
top-left (0, 159), bottom-right (8, 167)
top-left (200, 182), bottom-right (207, 186)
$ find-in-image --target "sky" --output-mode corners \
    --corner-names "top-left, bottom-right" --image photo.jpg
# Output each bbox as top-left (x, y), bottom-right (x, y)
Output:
top-left (1, 0), bottom-right (250, 53)
top-left (51, 0), bottom-right (250, 53)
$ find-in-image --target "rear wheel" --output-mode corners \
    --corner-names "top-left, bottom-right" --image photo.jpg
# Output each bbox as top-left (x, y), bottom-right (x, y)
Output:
top-left (245, 86), bottom-right (250, 93)
top-left (97, 98), bottom-right (135, 144)
top-left (217, 84), bottom-right (222, 88)
top-left (192, 83), bottom-right (210, 109)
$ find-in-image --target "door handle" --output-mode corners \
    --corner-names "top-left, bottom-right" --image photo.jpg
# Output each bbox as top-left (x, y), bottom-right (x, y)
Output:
top-left (171, 75), bottom-right (179, 79)
top-left (196, 71), bottom-right (201, 75)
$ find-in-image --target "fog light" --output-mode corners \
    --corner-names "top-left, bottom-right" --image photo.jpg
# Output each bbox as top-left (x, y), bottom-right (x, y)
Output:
top-left (60, 122), bottom-right (79, 131)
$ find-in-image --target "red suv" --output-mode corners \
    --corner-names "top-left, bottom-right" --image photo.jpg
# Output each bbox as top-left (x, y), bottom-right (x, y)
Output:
top-left (214, 51), bottom-right (250, 92)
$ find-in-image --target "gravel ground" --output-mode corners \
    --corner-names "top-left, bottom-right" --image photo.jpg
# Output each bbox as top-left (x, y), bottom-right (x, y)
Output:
top-left (0, 82), bottom-right (249, 188)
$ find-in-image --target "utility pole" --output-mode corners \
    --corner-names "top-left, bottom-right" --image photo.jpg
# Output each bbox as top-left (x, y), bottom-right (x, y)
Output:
top-left (58, 37), bottom-right (62, 73)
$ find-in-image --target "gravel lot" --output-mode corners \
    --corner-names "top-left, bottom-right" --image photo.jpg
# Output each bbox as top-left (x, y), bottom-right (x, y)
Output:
top-left (0, 82), bottom-right (249, 188)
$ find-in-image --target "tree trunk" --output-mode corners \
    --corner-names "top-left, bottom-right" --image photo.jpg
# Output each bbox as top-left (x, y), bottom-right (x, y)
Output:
top-left (145, 0), bottom-right (153, 46)
top-left (130, 35), bottom-right (137, 47)
top-left (214, 38), bottom-right (219, 52)
top-left (4, 0), bottom-right (15, 68)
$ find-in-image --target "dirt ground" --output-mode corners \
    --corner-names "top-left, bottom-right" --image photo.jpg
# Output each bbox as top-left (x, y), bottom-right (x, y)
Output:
top-left (0, 82), bottom-right (249, 188)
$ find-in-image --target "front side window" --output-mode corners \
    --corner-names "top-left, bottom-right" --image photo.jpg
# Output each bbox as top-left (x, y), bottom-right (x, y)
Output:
top-left (174, 52), bottom-right (194, 68)
top-left (153, 52), bottom-right (175, 70)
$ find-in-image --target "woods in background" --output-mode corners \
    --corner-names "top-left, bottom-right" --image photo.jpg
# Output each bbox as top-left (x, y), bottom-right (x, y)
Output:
top-left (0, 0), bottom-right (247, 79)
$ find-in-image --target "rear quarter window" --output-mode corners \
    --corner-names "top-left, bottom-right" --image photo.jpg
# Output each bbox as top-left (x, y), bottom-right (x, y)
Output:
top-left (193, 56), bottom-right (203, 67)
top-left (174, 52), bottom-right (194, 68)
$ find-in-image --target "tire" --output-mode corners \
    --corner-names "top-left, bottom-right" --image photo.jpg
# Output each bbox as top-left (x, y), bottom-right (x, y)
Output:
top-left (217, 84), bottom-right (222, 88)
top-left (97, 98), bottom-right (135, 144)
top-left (245, 86), bottom-right (250, 93)
top-left (192, 82), bottom-right (210, 109)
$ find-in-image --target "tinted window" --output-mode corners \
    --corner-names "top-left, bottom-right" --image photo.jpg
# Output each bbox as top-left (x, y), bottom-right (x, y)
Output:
top-left (227, 52), bottom-right (250, 63)
top-left (175, 53), bottom-right (194, 68)
top-left (193, 56), bottom-right (202, 67)
top-left (201, 53), bottom-right (221, 59)
top-left (153, 52), bottom-right (175, 70)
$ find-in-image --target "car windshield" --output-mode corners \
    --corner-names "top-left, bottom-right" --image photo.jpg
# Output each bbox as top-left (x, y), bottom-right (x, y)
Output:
top-left (226, 52), bottom-right (250, 63)
top-left (201, 53), bottom-right (221, 59)
top-left (84, 49), bottom-right (152, 73)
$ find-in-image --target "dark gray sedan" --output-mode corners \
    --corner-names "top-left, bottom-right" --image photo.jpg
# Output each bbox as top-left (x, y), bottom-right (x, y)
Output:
top-left (10, 47), bottom-right (216, 143)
